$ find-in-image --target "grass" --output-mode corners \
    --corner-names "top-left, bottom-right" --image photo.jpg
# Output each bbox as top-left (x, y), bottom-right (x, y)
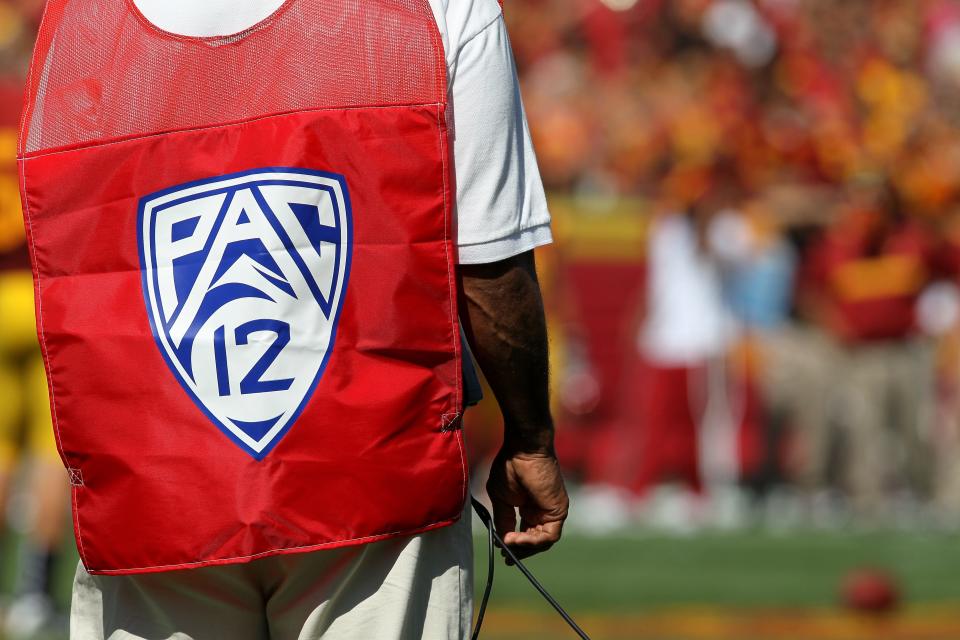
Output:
top-left (475, 529), bottom-right (960, 612)
top-left (472, 528), bottom-right (960, 639)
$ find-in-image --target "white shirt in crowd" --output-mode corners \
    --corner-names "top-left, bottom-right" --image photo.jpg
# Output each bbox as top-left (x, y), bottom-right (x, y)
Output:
top-left (132, 0), bottom-right (553, 265)
top-left (640, 214), bottom-right (736, 365)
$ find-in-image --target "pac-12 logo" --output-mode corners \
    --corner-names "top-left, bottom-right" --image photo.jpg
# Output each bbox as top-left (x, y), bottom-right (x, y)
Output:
top-left (137, 168), bottom-right (352, 459)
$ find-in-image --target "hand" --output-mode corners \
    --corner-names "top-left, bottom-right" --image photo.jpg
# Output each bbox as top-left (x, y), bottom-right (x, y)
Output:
top-left (486, 447), bottom-right (569, 563)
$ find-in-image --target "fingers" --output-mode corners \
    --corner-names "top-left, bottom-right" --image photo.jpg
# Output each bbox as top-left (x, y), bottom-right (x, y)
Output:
top-left (502, 518), bottom-right (563, 563)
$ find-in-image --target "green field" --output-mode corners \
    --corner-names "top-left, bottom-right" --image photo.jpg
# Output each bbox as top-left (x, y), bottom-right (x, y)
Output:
top-left (480, 530), bottom-right (960, 611)
top-left (4, 528), bottom-right (960, 639)
top-left (475, 529), bottom-right (960, 640)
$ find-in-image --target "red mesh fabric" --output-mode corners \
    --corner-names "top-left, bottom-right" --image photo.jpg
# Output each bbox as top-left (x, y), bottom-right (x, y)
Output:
top-left (21, 0), bottom-right (445, 154)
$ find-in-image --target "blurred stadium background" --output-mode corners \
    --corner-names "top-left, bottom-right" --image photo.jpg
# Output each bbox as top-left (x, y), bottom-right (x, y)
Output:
top-left (4, 0), bottom-right (960, 638)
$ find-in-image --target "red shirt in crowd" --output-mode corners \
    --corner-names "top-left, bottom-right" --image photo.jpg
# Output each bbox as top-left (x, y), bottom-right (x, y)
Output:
top-left (805, 211), bottom-right (936, 343)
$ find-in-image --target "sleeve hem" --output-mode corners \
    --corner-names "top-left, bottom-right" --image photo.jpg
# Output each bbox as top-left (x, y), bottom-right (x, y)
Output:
top-left (456, 223), bottom-right (553, 265)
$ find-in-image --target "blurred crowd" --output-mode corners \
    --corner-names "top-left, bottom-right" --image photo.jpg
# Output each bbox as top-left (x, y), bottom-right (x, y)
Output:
top-left (2, 0), bottom-right (960, 633)
top-left (512, 0), bottom-right (960, 204)
top-left (484, 0), bottom-right (960, 532)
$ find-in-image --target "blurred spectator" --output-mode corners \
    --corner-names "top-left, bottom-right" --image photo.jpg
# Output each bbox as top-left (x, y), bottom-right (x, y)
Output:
top-left (711, 198), bottom-right (797, 494)
top-left (631, 165), bottom-right (740, 499)
top-left (798, 180), bottom-right (939, 516)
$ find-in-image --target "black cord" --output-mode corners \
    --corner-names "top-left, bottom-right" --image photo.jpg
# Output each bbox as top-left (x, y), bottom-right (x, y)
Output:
top-left (471, 498), bottom-right (495, 640)
top-left (470, 497), bottom-right (592, 640)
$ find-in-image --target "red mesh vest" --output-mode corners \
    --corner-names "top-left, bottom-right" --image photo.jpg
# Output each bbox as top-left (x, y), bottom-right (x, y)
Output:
top-left (18, 0), bottom-right (465, 574)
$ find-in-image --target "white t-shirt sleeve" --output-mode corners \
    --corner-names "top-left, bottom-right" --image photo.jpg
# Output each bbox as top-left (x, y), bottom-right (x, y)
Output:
top-left (429, 0), bottom-right (553, 265)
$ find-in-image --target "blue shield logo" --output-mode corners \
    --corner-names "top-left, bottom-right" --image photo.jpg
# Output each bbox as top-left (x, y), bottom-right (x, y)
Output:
top-left (137, 168), bottom-right (352, 459)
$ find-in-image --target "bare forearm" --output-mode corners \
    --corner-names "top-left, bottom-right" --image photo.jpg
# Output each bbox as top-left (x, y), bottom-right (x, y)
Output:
top-left (459, 250), bottom-right (553, 454)
top-left (460, 250), bottom-right (568, 555)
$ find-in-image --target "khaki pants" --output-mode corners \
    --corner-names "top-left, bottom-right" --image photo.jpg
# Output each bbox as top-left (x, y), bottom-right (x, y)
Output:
top-left (835, 338), bottom-right (934, 514)
top-left (760, 325), bottom-right (838, 491)
top-left (71, 507), bottom-right (473, 640)
top-left (933, 388), bottom-right (960, 518)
